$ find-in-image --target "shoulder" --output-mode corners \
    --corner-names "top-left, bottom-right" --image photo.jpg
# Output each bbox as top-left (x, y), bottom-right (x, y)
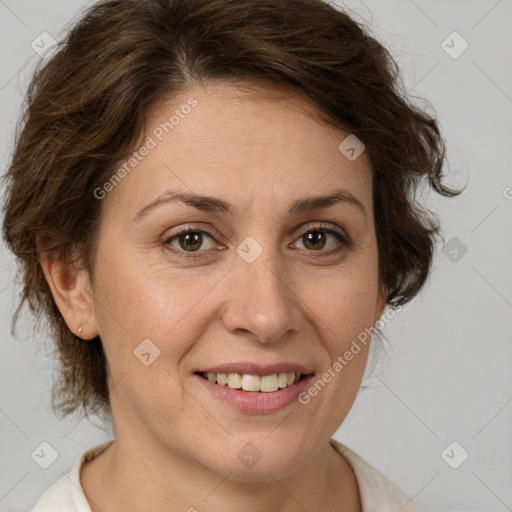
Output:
top-left (329, 439), bottom-right (424, 512)
top-left (30, 440), bottom-right (114, 512)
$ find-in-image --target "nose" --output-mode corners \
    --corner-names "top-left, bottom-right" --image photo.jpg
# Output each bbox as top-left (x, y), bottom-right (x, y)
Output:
top-left (219, 245), bottom-right (303, 344)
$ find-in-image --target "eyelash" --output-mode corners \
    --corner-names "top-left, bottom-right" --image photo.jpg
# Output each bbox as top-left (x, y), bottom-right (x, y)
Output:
top-left (162, 223), bottom-right (351, 260)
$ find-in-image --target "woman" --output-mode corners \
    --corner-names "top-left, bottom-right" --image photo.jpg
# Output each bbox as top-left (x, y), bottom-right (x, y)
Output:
top-left (2, 0), bottom-right (461, 510)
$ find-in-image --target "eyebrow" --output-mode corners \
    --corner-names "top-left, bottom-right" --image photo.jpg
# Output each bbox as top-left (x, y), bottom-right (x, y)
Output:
top-left (132, 187), bottom-right (367, 222)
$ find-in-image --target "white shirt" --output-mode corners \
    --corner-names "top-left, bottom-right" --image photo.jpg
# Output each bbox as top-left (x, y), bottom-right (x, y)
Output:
top-left (30, 438), bottom-right (423, 511)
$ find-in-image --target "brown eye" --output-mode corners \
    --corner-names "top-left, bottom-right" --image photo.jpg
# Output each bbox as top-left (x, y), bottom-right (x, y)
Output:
top-left (164, 228), bottom-right (217, 255)
top-left (301, 231), bottom-right (328, 251)
top-left (293, 228), bottom-right (347, 254)
top-left (176, 231), bottom-right (203, 251)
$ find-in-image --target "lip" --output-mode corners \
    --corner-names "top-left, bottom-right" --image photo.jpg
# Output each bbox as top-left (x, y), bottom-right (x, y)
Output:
top-left (194, 373), bottom-right (315, 414)
top-left (196, 362), bottom-right (314, 375)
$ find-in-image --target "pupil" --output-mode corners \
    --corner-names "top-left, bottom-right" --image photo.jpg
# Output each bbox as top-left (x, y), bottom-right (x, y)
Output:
top-left (304, 231), bottom-right (325, 250)
top-left (181, 232), bottom-right (201, 251)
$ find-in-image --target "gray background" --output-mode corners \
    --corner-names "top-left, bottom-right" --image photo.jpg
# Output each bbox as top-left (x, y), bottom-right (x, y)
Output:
top-left (0, 1), bottom-right (511, 511)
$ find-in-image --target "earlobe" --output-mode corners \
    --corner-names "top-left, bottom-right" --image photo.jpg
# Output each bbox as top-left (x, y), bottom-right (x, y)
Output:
top-left (38, 251), bottom-right (98, 340)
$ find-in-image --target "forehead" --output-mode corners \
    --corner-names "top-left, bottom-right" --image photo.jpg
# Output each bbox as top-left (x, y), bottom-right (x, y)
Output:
top-left (104, 81), bottom-right (374, 220)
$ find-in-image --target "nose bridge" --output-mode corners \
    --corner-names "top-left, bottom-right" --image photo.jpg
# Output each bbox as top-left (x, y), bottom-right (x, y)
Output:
top-left (221, 236), bottom-right (302, 343)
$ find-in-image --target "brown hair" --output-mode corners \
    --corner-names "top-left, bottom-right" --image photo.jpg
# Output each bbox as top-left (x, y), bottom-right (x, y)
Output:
top-left (1, 0), bottom-right (462, 420)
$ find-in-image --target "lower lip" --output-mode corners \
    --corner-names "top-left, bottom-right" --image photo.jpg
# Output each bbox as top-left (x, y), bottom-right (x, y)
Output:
top-left (194, 374), bottom-right (315, 414)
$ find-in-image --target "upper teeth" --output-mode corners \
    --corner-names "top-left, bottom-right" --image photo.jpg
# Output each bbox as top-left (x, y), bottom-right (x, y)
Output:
top-left (202, 372), bottom-right (301, 392)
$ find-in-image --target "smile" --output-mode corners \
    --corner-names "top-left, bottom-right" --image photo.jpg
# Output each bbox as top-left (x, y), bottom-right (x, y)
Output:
top-left (198, 371), bottom-right (305, 392)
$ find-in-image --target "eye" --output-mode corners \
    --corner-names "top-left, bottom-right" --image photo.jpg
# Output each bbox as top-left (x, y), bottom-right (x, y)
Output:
top-left (163, 227), bottom-right (221, 258)
top-left (291, 225), bottom-right (349, 257)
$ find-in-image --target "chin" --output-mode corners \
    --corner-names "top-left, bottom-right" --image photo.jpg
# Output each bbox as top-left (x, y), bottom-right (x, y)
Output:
top-left (199, 433), bottom-right (311, 482)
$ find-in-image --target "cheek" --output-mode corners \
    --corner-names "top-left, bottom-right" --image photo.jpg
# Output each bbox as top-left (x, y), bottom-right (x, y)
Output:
top-left (307, 263), bottom-right (380, 357)
top-left (90, 251), bottom-right (220, 422)
top-left (302, 268), bottom-right (379, 413)
top-left (91, 247), bottom-right (222, 369)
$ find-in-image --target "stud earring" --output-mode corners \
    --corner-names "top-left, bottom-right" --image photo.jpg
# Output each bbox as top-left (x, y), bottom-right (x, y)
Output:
top-left (78, 325), bottom-right (83, 335)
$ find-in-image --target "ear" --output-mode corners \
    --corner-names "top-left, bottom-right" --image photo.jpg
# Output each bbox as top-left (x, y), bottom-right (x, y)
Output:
top-left (39, 249), bottom-right (99, 340)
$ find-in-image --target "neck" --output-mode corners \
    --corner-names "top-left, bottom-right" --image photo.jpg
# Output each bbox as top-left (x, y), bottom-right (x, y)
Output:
top-left (81, 433), bottom-right (361, 512)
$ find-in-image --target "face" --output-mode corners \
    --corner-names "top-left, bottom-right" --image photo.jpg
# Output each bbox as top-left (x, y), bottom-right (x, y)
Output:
top-left (85, 81), bottom-right (385, 479)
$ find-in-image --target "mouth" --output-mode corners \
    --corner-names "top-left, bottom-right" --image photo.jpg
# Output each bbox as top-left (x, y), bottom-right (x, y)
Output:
top-left (193, 366), bottom-right (316, 413)
top-left (194, 371), bottom-right (312, 393)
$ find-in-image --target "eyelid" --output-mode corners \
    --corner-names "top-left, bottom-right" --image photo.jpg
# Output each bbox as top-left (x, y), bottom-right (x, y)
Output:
top-left (291, 221), bottom-right (350, 243)
top-left (162, 224), bottom-right (227, 245)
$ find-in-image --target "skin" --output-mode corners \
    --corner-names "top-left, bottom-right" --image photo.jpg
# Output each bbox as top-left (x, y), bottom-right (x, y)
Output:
top-left (41, 81), bottom-right (386, 512)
